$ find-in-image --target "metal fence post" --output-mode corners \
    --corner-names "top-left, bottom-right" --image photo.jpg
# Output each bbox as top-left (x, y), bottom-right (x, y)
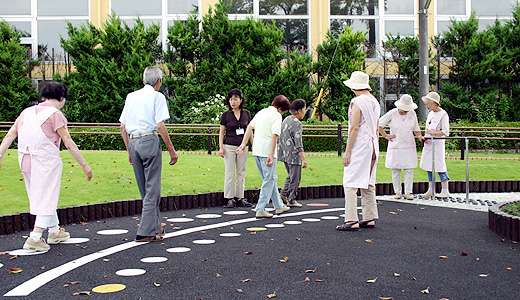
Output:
top-left (337, 123), bottom-right (342, 156)
top-left (460, 129), bottom-right (465, 160)
top-left (207, 127), bottom-right (212, 155)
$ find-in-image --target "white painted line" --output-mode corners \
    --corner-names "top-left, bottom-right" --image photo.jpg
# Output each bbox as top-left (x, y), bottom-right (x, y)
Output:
top-left (4, 207), bottom-right (342, 297)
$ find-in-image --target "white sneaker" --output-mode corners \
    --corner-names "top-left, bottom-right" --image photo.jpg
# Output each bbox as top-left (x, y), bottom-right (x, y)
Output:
top-left (255, 211), bottom-right (273, 218)
top-left (23, 237), bottom-right (50, 252)
top-left (436, 192), bottom-right (450, 198)
top-left (288, 200), bottom-right (303, 207)
top-left (404, 193), bottom-right (414, 200)
top-left (275, 205), bottom-right (290, 215)
top-left (393, 193), bottom-right (402, 199)
top-left (47, 228), bottom-right (70, 244)
top-left (421, 191), bottom-right (433, 198)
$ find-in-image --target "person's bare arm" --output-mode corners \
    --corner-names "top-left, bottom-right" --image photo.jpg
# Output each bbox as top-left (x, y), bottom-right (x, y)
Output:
top-left (57, 127), bottom-right (92, 181)
top-left (266, 134), bottom-right (278, 166)
top-left (120, 124), bottom-right (132, 164)
top-left (343, 104), bottom-right (361, 167)
top-left (0, 124), bottom-right (18, 169)
top-left (299, 151), bottom-right (307, 168)
top-left (218, 125), bottom-right (225, 158)
top-left (236, 125), bottom-right (253, 155)
top-left (157, 122), bottom-right (178, 166)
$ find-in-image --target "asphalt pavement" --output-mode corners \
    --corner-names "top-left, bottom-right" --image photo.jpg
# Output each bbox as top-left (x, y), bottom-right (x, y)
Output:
top-left (0, 197), bottom-right (519, 300)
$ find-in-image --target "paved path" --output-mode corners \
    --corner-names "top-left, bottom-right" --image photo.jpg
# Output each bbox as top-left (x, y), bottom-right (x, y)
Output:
top-left (0, 195), bottom-right (519, 299)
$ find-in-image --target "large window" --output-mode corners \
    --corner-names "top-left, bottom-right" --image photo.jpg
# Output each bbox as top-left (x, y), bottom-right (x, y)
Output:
top-left (437, 0), bottom-right (466, 15)
top-left (471, 0), bottom-right (516, 16)
top-left (0, 0), bottom-right (90, 60)
top-left (329, 0), bottom-right (416, 58)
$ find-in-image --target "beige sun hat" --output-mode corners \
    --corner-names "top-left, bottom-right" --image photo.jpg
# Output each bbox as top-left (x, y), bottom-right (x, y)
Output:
top-left (394, 94), bottom-right (417, 111)
top-left (422, 91), bottom-right (441, 105)
top-left (343, 71), bottom-right (372, 91)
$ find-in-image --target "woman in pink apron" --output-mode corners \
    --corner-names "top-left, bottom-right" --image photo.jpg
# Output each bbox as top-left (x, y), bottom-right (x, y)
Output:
top-left (337, 71), bottom-right (381, 231)
top-left (378, 94), bottom-right (422, 200)
top-left (419, 92), bottom-right (450, 198)
top-left (0, 82), bottom-right (92, 252)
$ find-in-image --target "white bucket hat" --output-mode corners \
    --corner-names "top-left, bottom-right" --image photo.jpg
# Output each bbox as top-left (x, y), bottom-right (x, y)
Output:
top-left (422, 91), bottom-right (441, 105)
top-left (394, 94), bottom-right (417, 111)
top-left (343, 71), bottom-right (372, 91)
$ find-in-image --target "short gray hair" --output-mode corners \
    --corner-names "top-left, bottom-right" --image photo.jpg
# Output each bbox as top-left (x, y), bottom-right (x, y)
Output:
top-left (143, 66), bottom-right (162, 86)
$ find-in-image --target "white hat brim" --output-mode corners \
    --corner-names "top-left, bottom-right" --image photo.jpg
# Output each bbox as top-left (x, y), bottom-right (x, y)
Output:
top-left (395, 102), bottom-right (418, 111)
top-left (343, 79), bottom-right (372, 91)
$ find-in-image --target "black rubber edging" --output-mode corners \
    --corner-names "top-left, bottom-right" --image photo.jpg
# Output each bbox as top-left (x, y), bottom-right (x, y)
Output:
top-left (489, 200), bottom-right (520, 242)
top-left (1, 180), bottom-right (519, 236)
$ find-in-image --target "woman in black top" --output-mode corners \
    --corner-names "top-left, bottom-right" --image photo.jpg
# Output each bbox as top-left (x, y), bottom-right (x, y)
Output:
top-left (219, 88), bottom-right (253, 208)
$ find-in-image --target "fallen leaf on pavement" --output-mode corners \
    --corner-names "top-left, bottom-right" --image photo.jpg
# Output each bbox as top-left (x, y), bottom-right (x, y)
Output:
top-left (279, 256), bottom-right (288, 263)
top-left (315, 279), bottom-right (323, 282)
top-left (365, 239), bottom-right (373, 243)
top-left (9, 255), bottom-right (18, 260)
top-left (421, 286), bottom-right (430, 294)
top-left (411, 277), bottom-right (417, 280)
top-left (236, 289), bottom-right (243, 293)
top-left (267, 292), bottom-right (276, 298)
top-left (439, 256), bottom-right (448, 259)
top-left (8, 268), bottom-right (23, 274)
top-left (479, 274), bottom-right (490, 277)
top-left (304, 277), bottom-right (310, 282)
top-left (389, 212), bottom-right (398, 215)
top-left (216, 273), bottom-right (222, 277)
top-left (66, 281), bottom-right (80, 285)
top-left (153, 282), bottom-right (161, 287)
top-left (245, 251), bottom-right (253, 255)
top-left (305, 269), bottom-right (316, 273)
top-left (367, 277), bottom-right (378, 283)
top-left (241, 279), bottom-right (251, 282)
top-left (72, 291), bottom-right (90, 296)
top-left (394, 273), bottom-right (400, 277)
top-left (379, 297), bottom-right (394, 300)
top-left (461, 251), bottom-right (468, 256)
top-left (39, 266), bottom-right (46, 270)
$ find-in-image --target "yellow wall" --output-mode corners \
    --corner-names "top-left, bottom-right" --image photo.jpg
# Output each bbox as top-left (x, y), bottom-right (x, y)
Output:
top-left (309, 0), bottom-right (329, 59)
top-left (91, 0), bottom-right (110, 28)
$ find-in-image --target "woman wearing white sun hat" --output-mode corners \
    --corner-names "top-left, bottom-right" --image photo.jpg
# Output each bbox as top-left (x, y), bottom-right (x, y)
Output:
top-left (419, 91), bottom-right (451, 198)
top-left (378, 94), bottom-right (422, 200)
top-left (336, 71), bottom-right (381, 231)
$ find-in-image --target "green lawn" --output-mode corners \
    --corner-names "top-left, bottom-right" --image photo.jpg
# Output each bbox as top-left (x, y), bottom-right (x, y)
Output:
top-left (0, 149), bottom-right (518, 215)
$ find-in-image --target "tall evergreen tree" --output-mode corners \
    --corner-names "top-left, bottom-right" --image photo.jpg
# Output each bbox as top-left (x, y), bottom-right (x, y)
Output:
top-left (59, 15), bottom-right (161, 122)
top-left (0, 21), bottom-right (39, 121)
top-left (312, 26), bottom-right (366, 121)
top-left (165, 1), bottom-right (314, 121)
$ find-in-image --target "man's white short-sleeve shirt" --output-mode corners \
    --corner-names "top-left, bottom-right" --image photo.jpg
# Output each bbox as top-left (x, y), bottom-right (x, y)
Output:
top-left (119, 85), bottom-right (170, 134)
top-left (249, 106), bottom-right (282, 158)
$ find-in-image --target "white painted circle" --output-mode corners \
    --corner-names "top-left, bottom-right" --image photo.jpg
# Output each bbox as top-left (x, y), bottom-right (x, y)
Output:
top-left (0, 263), bottom-right (3, 268)
top-left (116, 269), bottom-right (146, 276)
top-left (302, 218), bottom-right (321, 222)
top-left (60, 238), bottom-right (90, 244)
top-left (321, 216), bottom-right (340, 220)
top-left (192, 239), bottom-right (216, 244)
top-left (167, 217), bottom-right (194, 223)
top-left (195, 214), bottom-right (221, 219)
top-left (166, 247), bottom-right (192, 253)
top-left (283, 221), bottom-right (303, 225)
top-left (220, 233), bottom-right (241, 237)
top-left (9, 249), bottom-right (47, 256)
top-left (97, 229), bottom-right (129, 235)
top-left (223, 211), bottom-right (249, 215)
top-left (140, 257), bottom-right (168, 263)
top-left (265, 224), bottom-right (285, 228)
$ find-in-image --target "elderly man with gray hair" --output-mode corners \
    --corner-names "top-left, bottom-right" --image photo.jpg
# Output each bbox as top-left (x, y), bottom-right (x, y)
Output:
top-left (120, 66), bottom-right (178, 242)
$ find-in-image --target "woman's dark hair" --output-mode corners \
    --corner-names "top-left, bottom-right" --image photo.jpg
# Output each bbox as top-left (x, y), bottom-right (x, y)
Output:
top-left (225, 88), bottom-right (245, 109)
top-left (40, 81), bottom-right (68, 102)
top-left (289, 99), bottom-right (306, 115)
top-left (271, 95), bottom-right (290, 112)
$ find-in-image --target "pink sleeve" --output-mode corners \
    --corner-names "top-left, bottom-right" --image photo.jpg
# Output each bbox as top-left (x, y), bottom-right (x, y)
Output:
top-left (50, 111), bottom-right (68, 131)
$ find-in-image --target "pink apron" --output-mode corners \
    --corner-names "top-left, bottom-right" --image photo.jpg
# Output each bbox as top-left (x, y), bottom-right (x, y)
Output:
top-left (18, 106), bottom-right (63, 215)
top-left (343, 94), bottom-right (380, 189)
top-left (385, 109), bottom-right (418, 169)
top-left (420, 109), bottom-right (448, 172)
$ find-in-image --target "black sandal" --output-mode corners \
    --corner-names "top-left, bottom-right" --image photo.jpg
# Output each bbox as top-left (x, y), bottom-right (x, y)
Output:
top-left (135, 235), bottom-right (164, 242)
top-left (336, 221), bottom-right (359, 231)
top-left (359, 220), bottom-right (375, 228)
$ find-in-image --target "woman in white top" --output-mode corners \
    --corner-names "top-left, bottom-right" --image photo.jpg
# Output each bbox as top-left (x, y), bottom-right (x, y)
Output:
top-left (336, 71), bottom-right (381, 231)
top-left (378, 94), bottom-right (422, 200)
top-left (419, 92), bottom-right (451, 198)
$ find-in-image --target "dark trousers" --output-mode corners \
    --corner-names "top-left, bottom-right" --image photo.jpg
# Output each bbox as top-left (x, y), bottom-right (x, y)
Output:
top-left (280, 162), bottom-right (302, 202)
top-left (129, 135), bottom-right (162, 237)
